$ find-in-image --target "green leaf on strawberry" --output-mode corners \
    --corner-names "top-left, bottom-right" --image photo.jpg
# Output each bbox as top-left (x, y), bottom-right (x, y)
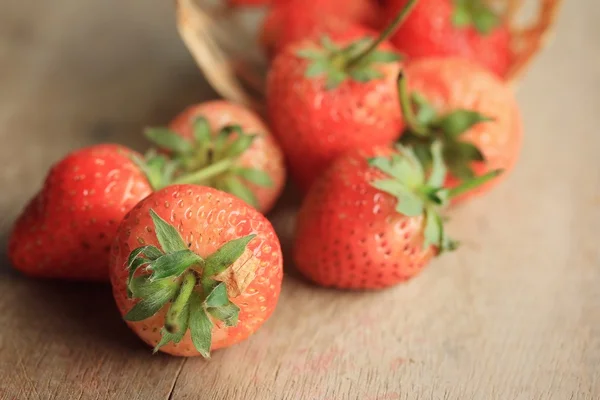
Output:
top-left (143, 118), bottom-right (272, 209)
top-left (296, 0), bottom-right (419, 89)
top-left (129, 150), bottom-right (181, 192)
top-left (396, 73), bottom-right (495, 182)
top-left (369, 141), bottom-right (500, 254)
top-left (124, 208), bottom-right (254, 357)
top-left (189, 292), bottom-right (213, 358)
top-left (452, 0), bottom-right (501, 35)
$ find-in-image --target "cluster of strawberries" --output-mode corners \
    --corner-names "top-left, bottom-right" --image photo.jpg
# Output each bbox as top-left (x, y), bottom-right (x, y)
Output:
top-left (8, 0), bottom-right (522, 358)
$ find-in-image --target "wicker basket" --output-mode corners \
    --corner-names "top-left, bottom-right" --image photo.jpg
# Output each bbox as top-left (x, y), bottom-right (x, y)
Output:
top-left (175, 0), bottom-right (563, 109)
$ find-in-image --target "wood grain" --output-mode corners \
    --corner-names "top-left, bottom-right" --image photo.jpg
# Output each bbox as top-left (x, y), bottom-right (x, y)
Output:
top-left (1, 0), bottom-right (599, 399)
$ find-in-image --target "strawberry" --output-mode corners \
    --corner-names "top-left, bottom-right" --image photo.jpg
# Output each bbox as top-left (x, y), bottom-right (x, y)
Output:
top-left (397, 57), bottom-right (522, 203)
top-left (272, 0), bottom-right (381, 26)
top-left (109, 184), bottom-right (283, 357)
top-left (261, 0), bottom-right (382, 57)
top-left (293, 143), bottom-right (500, 289)
top-left (266, 1), bottom-right (418, 193)
top-left (144, 101), bottom-right (286, 213)
top-left (385, 0), bottom-right (511, 77)
top-left (8, 144), bottom-right (159, 281)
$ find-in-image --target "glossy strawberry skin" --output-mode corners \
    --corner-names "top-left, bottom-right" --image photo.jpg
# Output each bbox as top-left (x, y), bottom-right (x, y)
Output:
top-left (385, 0), bottom-right (511, 77)
top-left (266, 27), bottom-right (403, 193)
top-left (261, 0), bottom-right (381, 57)
top-left (404, 57), bottom-right (522, 203)
top-left (293, 147), bottom-right (436, 290)
top-left (110, 184), bottom-right (283, 356)
top-left (8, 144), bottom-right (152, 281)
top-left (168, 100), bottom-right (286, 214)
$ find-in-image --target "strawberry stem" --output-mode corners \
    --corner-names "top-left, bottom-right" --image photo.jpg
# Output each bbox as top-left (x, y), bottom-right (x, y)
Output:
top-left (447, 169), bottom-right (503, 199)
top-left (397, 72), bottom-right (429, 137)
top-left (345, 0), bottom-right (418, 69)
top-left (165, 272), bottom-right (197, 334)
top-left (172, 158), bottom-right (234, 185)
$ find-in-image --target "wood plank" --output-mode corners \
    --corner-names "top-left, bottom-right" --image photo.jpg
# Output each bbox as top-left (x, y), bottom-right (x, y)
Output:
top-left (1, 0), bottom-right (599, 399)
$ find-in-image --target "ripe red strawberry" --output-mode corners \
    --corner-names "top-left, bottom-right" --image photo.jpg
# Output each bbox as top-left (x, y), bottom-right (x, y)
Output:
top-left (272, 0), bottom-right (381, 26)
top-left (260, 0), bottom-right (381, 57)
top-left (397, 57), bottom-right (522, 203)
top-left (144, 100), bottom-right (286, 213)
top-left (109, 184), bottom-right (283, 357)
top-left (266, 1), bottom-right (418, 193)
top-left (293, 143), bottom-right (500, 289)
top-left (385, 0), bottom-right (511, 77)
top-left (8, 144), bottom-right (155, 281)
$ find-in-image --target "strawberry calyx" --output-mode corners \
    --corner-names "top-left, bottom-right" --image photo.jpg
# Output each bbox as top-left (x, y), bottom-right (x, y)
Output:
top-left (368, 141), bottom-right (501, 254)
top-left (396, 72), bottom-right (493, 181)
top-left (451, 0), bottom-right (501, 35)
top-left (296, 0), bottom-right (418, 89)
top-left (123, 209), bottom-right (256, 358)
top-left (129, 150), bottom-right (180, 191)
top-left (144, 118), bottom-right (273, 208)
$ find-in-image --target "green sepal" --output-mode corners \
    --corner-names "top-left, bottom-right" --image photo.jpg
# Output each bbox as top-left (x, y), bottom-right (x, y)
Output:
top-left (224, 132), bottom-right (256, 159)
top-left (124, 278), bottom-right (178, 322)
top-left (145, 127), bottom-right (193, 155)
top-left (320, 36), bottom-right (337, 52)
top-left (412, 93), bottom-right (437, 126)
top-left (349, 68), bottom-right (384, 83)
top-left (149, 209), bottom-right (188, 253)
top-left (129, 151), bottom-right (181, 191)
top-left (343, 37), bottom-right (373, 56)
top-left (422, 207), bottom-right (459, 254)
top-left (422, 207), bottom-right (440, 250)
top-left (213, 126), bottom-right (237, 157)
top-left (452, 5), bottom-right (471, 27)
top-left (426, 141), bottom-right (447, 187)
top-left (203, 234), bottom-right (257, 277)
top-left (126, 245), bottom-right (163, 271)
top-left (472, 8), bottom-right (500, 35)
top-left (207, 302), bottom-right (240, 327)
top-left (192, 117), bottom-right (211, 145)
top-left (189, 292), bottom-right (213, 358)
top-left (222, 176), bottom-right (259, 209)
top-left (325, 69), bottom-right (347, 91)
top-left (452, 0), bottom-right (501, 35)
top-left (148, 250), bottom-right (203, 281)
top-left (305, 59), bottom-right (329, 78)
top-left (126, 245), bottom-right (164, 297)
top-left (129, 276), bottom-right (176, 299)
top-left (432, 109), bottom-right (493, 138)
top-left (297, 34), bottom-right (399, 90)
top-left (443, 141), bottom-right (486, 180)
top-left (129, 276), bottom-right (151, 298)
top-left (204, 282), bottom-right (230, 308)
top-left (370, 179), bottom-right (424, 217)
top-left (296, 48), bottom-right (323, 59)
top-left (234, 167), bottom-right (273, 188)
top-left (368, 151), bottom-right (424, 189)
top-left (153, 303), bottom-right (191, 353)
top-left (127, 258), bottom-right (151, 298)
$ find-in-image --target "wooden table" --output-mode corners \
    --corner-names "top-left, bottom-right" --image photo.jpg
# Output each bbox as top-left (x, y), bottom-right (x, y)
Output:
top-left (1, 1), bottom-right (598, 399)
